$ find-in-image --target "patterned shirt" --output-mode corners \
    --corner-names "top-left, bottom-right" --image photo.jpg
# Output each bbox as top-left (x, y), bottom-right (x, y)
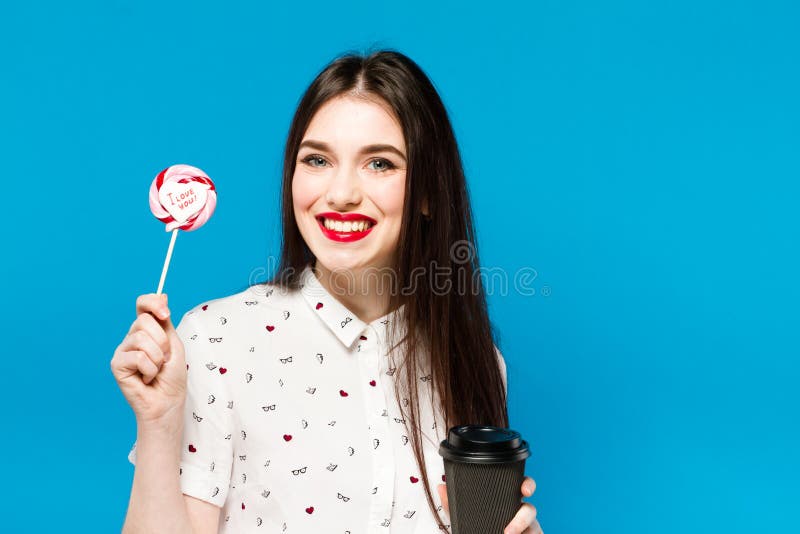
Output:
top-left (128, 264), bottom-right (507, 533)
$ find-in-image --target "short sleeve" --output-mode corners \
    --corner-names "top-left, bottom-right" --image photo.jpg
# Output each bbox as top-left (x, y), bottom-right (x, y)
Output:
top-left (127, 310), bottom-right (235, 507)
top-left (494, 345), bottom-right (508, 395)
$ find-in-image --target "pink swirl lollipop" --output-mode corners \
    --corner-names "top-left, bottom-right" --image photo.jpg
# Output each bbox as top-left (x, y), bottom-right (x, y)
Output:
top-left (149, 164), bottom-right (216, 232)
top-left (148, 164), bottom-right (217, 294)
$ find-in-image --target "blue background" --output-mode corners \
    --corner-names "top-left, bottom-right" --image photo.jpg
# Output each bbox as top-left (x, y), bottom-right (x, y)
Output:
top-left (1, 1), bottom-right (797, 532)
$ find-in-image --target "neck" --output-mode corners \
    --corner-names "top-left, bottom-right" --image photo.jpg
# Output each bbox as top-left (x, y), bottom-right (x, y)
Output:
top-left (312, 260), bottom-right (399, 324)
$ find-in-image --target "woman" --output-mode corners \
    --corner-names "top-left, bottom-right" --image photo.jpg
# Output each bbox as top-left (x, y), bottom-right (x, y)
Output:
top-left (112, 50), bottom-right (541, 533)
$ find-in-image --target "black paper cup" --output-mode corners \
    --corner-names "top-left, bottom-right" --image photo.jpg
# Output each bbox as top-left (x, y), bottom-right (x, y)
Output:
top-left (439, 425), bottom-right (531, 534)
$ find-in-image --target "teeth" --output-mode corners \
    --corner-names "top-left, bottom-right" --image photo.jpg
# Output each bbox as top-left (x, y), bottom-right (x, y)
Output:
top-left (321, 218), bottom-right (372, 232)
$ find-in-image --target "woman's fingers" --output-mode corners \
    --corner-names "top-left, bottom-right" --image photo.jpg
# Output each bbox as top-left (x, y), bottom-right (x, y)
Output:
top-left (522, 476), bottom-right (536, 497)
top-left (136, 293), bottom-right (171, 321)
top-left (128, 312), bottom-right (171, 360)
top-left (437, 483), bottom-right (449, 515)
top-left (114, 349), bottom-right (160, 384)
top-left (136, 293), bottom-right (179, 341)
top-left (521, 517), bottom-right (543, 534)
top-left (504, 502), bottom-right (537, 534)
top-left (503, 477), bottom-right (538, 534)
top-left (119, 329), bottom-right (166, 376)
top-left (111, 293), bottom-right (189, 424)
top-left (134, 293), bottom-right (177, 353)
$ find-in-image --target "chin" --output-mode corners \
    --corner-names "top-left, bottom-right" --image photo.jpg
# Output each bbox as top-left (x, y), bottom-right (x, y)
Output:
top-left (318, 252), bottom-right (370, 272)
top-left (315, 249), bottom-right (397, 278)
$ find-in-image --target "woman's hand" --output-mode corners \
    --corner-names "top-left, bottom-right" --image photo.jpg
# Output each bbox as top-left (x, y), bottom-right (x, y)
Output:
top-left (110, 293), bottom-right (188, 426)
top-left (437, 476), bottom-right (542, 534)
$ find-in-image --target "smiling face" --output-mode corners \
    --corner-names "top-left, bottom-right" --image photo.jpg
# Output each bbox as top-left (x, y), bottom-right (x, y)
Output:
top-left (292, 94), bottom-right (407, 276)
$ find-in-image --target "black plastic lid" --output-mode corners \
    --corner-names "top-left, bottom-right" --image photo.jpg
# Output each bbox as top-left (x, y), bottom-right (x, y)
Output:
top-left (439, 425), bottom-right (531, 464)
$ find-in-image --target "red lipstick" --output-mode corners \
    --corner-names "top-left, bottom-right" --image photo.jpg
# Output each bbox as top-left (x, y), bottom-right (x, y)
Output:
top-left (315, 212), bottom-right (377, 243)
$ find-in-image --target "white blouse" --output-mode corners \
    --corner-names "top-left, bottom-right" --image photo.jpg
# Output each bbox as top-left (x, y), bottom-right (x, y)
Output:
top-left (128, 264), bottom-right (507, 533)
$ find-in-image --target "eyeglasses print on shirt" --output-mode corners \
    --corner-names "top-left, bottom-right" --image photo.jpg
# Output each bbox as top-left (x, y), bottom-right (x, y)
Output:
top-left (262, 404), bottom-right (276, 412)
top-left (420, 374), bottom-right (432, 382)
top-left (208, 337), bottom-right (223, 343)
top-left (192, 412), bottom-right (203, 422)
top-left (291, 466), bottom-right (308, 475)
top-left (279, 356), bottom-right (293, 364)
top-left (337, 492), bottom-right (350, 502)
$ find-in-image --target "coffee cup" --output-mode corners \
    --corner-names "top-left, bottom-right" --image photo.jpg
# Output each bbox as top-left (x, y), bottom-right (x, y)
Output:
top-left (439, 425), bottom-right (531, 533)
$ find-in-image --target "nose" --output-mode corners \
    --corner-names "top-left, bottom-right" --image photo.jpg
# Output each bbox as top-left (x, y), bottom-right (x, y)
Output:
top-left (325, 164), bottom-right (362, 208)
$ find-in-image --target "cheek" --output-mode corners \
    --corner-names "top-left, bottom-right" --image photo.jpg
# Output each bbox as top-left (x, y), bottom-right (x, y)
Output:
top-left (291, 172), bottom-right (318, 211)
top-left (372, 176), bottom-right (406, 217)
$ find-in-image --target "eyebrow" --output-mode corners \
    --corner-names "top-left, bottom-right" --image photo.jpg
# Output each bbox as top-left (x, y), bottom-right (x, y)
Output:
top-left (298, 139), bottom-right (407, 162)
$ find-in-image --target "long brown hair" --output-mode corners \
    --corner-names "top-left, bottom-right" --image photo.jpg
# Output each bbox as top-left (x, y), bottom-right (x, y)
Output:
top-left (268, 49), bottom-right (508, 529)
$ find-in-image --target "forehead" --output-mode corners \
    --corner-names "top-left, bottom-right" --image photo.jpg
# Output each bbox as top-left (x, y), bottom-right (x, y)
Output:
top-left (302, 95), bottom-right (405, 149)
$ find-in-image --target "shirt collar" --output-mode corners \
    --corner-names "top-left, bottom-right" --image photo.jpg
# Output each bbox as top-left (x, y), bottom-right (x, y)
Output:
top-left (299, 264), bottom-right (406, 348)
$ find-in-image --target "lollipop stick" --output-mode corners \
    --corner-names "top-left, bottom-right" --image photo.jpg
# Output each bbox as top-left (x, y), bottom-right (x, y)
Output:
top-left (156, 229), bottom-right (179, 295)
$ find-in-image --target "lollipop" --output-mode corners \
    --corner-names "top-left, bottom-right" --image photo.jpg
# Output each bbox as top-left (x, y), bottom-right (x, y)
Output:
top-left (149, 164), bottom-right (217, 294)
